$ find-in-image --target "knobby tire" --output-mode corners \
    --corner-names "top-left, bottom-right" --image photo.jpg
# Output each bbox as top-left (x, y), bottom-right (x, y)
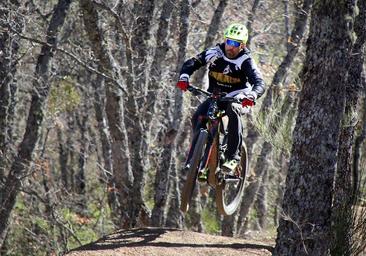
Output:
top-left (215, 142), bottom-right (248, 216)
top-left (180, 130), bottom-right (208, 213)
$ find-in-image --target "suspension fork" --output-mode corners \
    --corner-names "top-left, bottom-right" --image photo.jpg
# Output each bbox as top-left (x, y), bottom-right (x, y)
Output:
top-left (184, 115), bottom-right (209, 165)
top-left (204, 122), bottom-right (221, 187)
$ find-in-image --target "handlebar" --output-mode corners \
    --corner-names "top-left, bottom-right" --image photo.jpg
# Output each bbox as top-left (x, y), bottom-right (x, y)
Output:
top-left (187, 85), bottom-right (212, 96)
top-left (187, 85), bottom-right (245, 105)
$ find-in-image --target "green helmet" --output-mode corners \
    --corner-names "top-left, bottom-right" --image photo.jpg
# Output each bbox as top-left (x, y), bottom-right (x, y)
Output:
top-left (224, 23), bottom-right (248, 44)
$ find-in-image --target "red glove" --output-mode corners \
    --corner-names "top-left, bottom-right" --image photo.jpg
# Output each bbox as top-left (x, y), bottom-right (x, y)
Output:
top-left (242, 98), bottom-right (255, 107)
top-left (241, 91), bottom-right (257, 107)
top-left (177, 80), bottom-right (189, 91)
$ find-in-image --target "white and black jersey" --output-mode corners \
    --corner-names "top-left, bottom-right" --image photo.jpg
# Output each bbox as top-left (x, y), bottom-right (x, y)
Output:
top-left (180, 43), bottom-right (265, 97)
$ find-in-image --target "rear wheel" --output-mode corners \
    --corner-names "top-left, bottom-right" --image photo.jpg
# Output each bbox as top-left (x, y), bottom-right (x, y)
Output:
top-left (215, 142), bottom-right (248, 216)
top-left (180, 130), bottom-right (208, 213)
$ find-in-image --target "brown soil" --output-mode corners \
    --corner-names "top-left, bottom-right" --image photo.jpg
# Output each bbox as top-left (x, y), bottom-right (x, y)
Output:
top-left (66, 227), bottom-right (274, 256)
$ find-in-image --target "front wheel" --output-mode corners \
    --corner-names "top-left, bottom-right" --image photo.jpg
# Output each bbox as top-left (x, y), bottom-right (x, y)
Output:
top-left (180, 130), bottom-right (208, 213)
top-left (215, 142), bottom-right (248, 216)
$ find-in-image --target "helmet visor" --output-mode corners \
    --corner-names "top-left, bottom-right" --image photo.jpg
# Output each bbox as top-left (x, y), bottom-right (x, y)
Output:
top-left (225, 38), bottom-right (241, 47)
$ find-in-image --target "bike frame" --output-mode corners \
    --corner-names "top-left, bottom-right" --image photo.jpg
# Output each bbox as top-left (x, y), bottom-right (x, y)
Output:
top-left (180, 85), bottom-right (249, 215)
top-left (187, 86), bottom-right (237, 188)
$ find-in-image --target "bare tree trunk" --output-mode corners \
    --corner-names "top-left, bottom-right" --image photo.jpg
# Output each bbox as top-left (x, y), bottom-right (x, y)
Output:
top-left (165, 101), bottom-right (189, 229)
top-left (0, 0), bottom-right (22, 180)
top-left (38, 129), bottom-right (59, 252)
top-left (331, 1), bottom-right (366, 254)
top-left (123, 0), bottom-right (155, 227)
top-left (240, 0), bottom-right (262, 162)
top-left (67, 114), bottom-right (76, 192)
top-left (353, 92), bottom-right (366, 196)
top-left (192, 0), bottom-right (228, 85)
top-left (149, 0), bottom-right (175, 227)
top-left (0, 0), bottom-right (71, 247)
top-left (189, 185), bottom-right (204, 232)
top-left (75, 102), bottom-right (89, 212)
top-left (146, 0), bottom-right (174, 125)
top-left (151, 127), bottom-right (177, 226)
top-left (222, 208), bottom-right (238, 237)
top-left (255, 168), bottom-right (268, 230)
top-left (272, 0), bottom-right (313, 87)
top-left (57, 126), bottom-right (69, 190)
top-left (246, 0), bottom-right (261, 47)
top-left (160, 0), bottom-right (191, 228)
top-left (91, 75), bottom-right (116, 213)
top-left (274, 152), bottom-right (287, 227)
top-left (273, 1), bottom-right (356, 255)
top-left (165, 161), bottom-right (184, 229)
top-left (79, 0), bottom-right (135, 228)
top-left (283, 0), bottom-right (291, 50)
top-left (92, 76), bottom-right (112, 179)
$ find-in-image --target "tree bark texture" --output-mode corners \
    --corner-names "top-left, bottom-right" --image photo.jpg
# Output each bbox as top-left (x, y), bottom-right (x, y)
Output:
top-left (274, 152), bottom-right (287, 227)
top-left (0, 0), bottom-right (72, 248)
top-left (273, 1), bottom-right (356, 255)
top-left (331, 1), bottom-right (366, 254)
top-left (91, 75), bottom-right (116, 212)
top-left (188, 185), bottom-right (204, 232)
top-left (222, 208), bottom-right (238, 237)
top-left (75, 102), bottom-right (89, 212)
top-left (57, 126), bottom-right (69, 190)
top-left (255, 167), bottom-right (268, 229)
top-left (149, 0), bottom-right (175, 227)
top-left (159, 0), bottom-right (191, 228)
top-left (122, 0), bottom-right (156, 227)
top-left (246, 0), bottom-right (261, 47)
top-left (165, 161), bottom-right (184, 229)
top-left (353, 93), bottom-right (366, 196)
top-left (79, 0), bottom-right (135, 227)
top-left (67, 114), bottom-right (77, 191)
top-left (0, 0), bottom-right (22, 180)
top-left (283, 0), bottom-right (291, 49)
top-left (146, 0), bottom-right (174, 121)
top-left (151, 128), bottom-right (178, 226)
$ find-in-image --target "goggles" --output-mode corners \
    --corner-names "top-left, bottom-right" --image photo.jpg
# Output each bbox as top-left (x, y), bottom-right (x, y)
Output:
top-left (225, 38), bottom-right (241, 47)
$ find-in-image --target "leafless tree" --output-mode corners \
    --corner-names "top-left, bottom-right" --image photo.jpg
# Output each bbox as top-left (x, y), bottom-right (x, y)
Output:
top-left (331, 0), bottom-right (366, 254)
top-left (274, 1), bottom-right (356, 254)
top-left (0, 0), bottom-right (72, 247)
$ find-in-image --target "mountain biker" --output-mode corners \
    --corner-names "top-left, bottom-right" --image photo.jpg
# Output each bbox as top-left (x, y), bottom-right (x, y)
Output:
top-left (176, 23), bottom-right (265, 179)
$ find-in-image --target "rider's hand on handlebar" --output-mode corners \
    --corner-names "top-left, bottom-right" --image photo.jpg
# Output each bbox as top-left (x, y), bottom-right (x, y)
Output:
top-left (242, 98), bottom-right (255, 107)
top-left (177, 75), bottom-right (189, 92)
top-left (241, 91), bottom-right (257, 107)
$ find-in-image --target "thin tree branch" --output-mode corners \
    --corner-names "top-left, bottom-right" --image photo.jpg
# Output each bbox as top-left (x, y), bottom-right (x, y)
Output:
top-left (4, 27), bottom-right (127, 94)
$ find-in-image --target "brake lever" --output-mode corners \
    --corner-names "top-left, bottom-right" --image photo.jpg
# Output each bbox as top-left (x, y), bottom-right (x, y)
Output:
top-left (191, 89), bottom-right (201, 96)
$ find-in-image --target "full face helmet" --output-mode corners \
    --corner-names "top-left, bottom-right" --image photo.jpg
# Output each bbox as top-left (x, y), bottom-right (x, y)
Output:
top-left (224, 23), bottom-right (248, 44)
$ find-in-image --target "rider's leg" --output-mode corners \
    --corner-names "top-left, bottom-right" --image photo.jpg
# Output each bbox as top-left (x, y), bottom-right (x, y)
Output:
top-left (223, 103), bottom-right (244, 170)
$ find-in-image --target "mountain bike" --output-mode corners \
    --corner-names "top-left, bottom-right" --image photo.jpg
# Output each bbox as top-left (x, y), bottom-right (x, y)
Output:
top-left (180, 85), bottom-right (249, 216)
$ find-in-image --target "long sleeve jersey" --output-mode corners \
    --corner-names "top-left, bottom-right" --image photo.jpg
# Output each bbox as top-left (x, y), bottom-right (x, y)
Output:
top-left (180, 43), bottom-right (265, 97)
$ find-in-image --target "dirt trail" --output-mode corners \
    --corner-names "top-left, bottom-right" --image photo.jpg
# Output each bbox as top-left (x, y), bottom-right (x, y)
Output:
top-left (66, 227), bottom-right (274, 256)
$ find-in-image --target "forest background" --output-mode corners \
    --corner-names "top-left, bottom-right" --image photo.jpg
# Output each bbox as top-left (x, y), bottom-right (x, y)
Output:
top-left (0, 0), bottom-right (365, 255)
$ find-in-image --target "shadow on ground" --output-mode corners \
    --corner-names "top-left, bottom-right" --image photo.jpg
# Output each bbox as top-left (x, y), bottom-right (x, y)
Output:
top-left (67, 227), bottom-right (273, 254)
